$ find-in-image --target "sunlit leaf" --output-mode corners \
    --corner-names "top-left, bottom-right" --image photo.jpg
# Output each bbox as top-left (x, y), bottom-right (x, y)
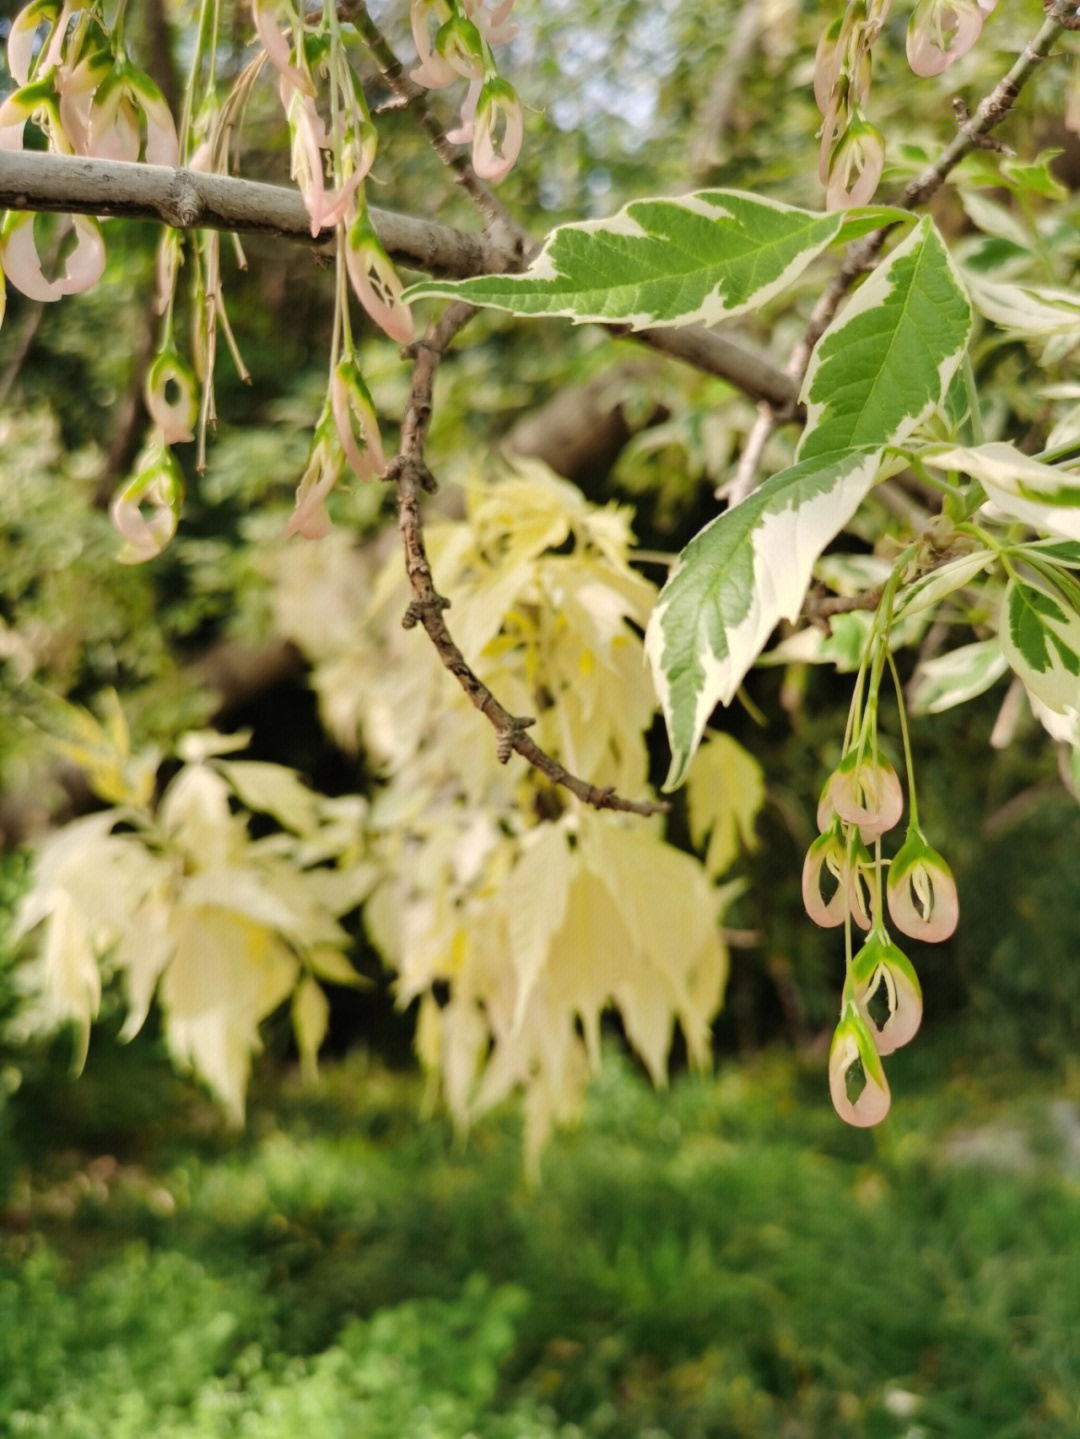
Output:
top-left (216, 759), bottom-right (324, 836)
top-left (685, 731), bottom-right (764, 879)
top-left (292, 974), bottom-right (330, 1082)
top-left (909, 638), bottom-right (1009, 714)
top-left (406, 190), bottom-right (850, 328)
top-left (647, 219), bottom-right (971, 788)
top-left (999, 574), bottom-right (1080, 719)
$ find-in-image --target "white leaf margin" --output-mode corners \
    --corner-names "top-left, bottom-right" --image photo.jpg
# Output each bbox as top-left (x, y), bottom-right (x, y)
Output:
top-left (908, 638), bottom-right (1009, 715)
top-left (407, 190), bottom-right (855, 331)
top-left (646, 447), bottom-right (885, 789)
top-left (922, 442), bottom-right (1080, 542)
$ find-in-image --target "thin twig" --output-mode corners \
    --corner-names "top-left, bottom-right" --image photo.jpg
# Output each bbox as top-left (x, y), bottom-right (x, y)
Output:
top-left (804, 587), bottom-right (884, 626)
top-left (0, 297), bottom-right (45, 407)
top-left (736, 4), bottom-right (1076, 498)
top-left (795, 3), bottom-right (1074, 380)
top-left (342, 0), bottom-right (532, 257)
top-left (390, 301), bottom-right (670, 817)
top-left (723, 401), bottom-right (775, 506)
top-left (690, 0), bottom-right (763, 177)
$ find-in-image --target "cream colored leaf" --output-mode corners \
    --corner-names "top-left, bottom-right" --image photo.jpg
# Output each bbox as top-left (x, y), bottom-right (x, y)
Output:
top-left (504, 823), bottom-right (576, 1028)
top-left (17, 819), bottom-right (168, 959)
top-left (580, 818), bottom-right (712, 976)
top-left (158, 764), bottom-right (245, 869)
top-left (522, 1026), bottom-right (590, 1181)
top-left (685, 731), bottom-right (765, 880)
top-left (162, 907), bottom-right (297, 1121)
top-left (115, 886), bottom-right (175, 1039)
top-left (176, 729), bottom-right (253, 762)
top-left (578, 816), bottom-right (729, 1072)
top-left (182, 867), bottom-right (305, 934)
top-left (436, 998), bottom-right (491, 1129)
top-left (215, 760), bottom-right (324, 835)
top-left (292, 974), bottom-right (330, 1083)
top-left (543, 864), bottom-right (634, 1069)
top-left (37, 890), bottom-right (100, 1070)
top-left (307, 944), bottom-right (366, 987)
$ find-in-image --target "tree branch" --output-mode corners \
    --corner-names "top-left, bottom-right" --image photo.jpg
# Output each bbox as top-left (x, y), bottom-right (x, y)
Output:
top-left (0, 149), bottom-right (796, 406)
top-left (0, 148), bottom-right (504, 276)
top-left (389, 302), bottom-right (670, 817)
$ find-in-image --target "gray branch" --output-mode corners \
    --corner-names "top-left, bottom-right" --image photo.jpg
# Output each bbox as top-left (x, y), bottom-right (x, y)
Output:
top-left (0, 149), bottom-right (796, 408)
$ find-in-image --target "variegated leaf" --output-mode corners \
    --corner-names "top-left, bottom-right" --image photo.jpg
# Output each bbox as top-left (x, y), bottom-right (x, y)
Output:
top-left (922, 442), bottom-right (1080, 542)
top-left (405, 191), bottom-right (851, 329)
top-left (909, 639), bottom-right (1009, 715)
top-left (646, 447), bottom-right (883, 788)
top-left (893, 550), bottom-right (993, 617)
top-left (966, 274), bottom-right (1080, 338)
top-left (799, 221), bottom-right (972, 462)
top-left (999, 574), bottom-right (1080, 718)
top-left (647, 219), bottom-right (972, 789)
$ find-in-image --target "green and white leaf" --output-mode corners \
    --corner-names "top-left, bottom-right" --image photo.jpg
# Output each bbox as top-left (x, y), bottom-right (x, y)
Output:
top-left (814, 551), bottom-right (892, 595)
top-left (405, 191), bottom-right (850, 329)
top-left (760, 610), bottom-right (877, 672)
top-left (763, 600), bottom-right (929, 672)
top-left (893, 549), bottom-right (993, 618)
top-left (922, 442), bottom-right (1080, 541)
top-left (959, 192), bottom-right (1034, 251)
top-left (647, 219), bottom-right (972, 789)
top-left (999, 574), bottom-right (1080, 718)
top-left (1041, 385), bottom-right (1080, 454)
top-left (908, 639), bottom-right (1008, 715)
top-left (965, 274), bottom-right (1080, 338)
top-left (1028, 690), bottom-right (1080, 746)
top-left (799, 221), bottom-right (972, 462)
top-left (1018, 538), bottom-right (1080, 569)
top-left (646, 448), bottom-right (883, 787)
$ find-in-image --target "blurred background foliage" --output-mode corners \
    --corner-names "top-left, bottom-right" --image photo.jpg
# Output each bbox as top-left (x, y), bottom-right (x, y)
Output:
top-left (2, 0), bottom-right (1080, 1430)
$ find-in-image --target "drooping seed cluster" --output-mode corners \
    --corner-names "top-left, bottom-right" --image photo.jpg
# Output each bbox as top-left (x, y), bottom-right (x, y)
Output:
top-left (804, 749), bottom-right (958, 1126)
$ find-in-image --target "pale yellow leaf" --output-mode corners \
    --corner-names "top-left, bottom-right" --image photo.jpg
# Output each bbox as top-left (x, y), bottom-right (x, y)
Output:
top-left (159, 765), bottom-right (245, 869)
top-left (176, 729), bottom-right (253, 763)
top-left (162, 908), bottom-right (297, 1121)
top-left (307, 944), bottom-right (366, 987)
top-left (38, 889), bottom-right (100, 1070)
top-left (686, 732), bottom-right (764, 880)
top-left (115, 886), bottom-right (175, 1039)
top-left (182, 867), bottom-right (304, 934)
top-left (503, 824), bottom-right (576, 1028)
top-left (215, 760), bottom-right (323, 835)
top-left (292, 974), bottom-right (330, 1083)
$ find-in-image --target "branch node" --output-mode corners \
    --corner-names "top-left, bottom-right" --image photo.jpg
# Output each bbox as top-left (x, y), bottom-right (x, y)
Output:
top-left (402, 594), bottom-right (451, 629)
top-left (1045, 0), bottom-right (1080, 31)
top-left (495, 715), bottom-right (536, 763)
top-left (385, 454), bottom-right (438, 491)
top-left (951, 97), bottom-right (1015, 154)
top-left (160, 172), bottom-right (202, 228)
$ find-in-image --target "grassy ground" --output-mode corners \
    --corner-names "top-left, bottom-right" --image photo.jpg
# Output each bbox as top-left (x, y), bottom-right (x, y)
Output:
top-left (2, 1033), bottom-right (1080, 1438)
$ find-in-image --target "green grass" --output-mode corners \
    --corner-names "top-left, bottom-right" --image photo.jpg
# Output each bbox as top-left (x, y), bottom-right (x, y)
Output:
top-left (2, 1041), bottom-right (1080, 1437)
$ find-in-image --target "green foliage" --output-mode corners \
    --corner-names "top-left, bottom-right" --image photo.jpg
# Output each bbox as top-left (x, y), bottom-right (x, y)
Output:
top-left (0, 1252), bottom-right (555, 1439)
top-left (3, 1050), bottom-right (1080, 1436)
top-left (3, 0), bottom-right (1080, 1157)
